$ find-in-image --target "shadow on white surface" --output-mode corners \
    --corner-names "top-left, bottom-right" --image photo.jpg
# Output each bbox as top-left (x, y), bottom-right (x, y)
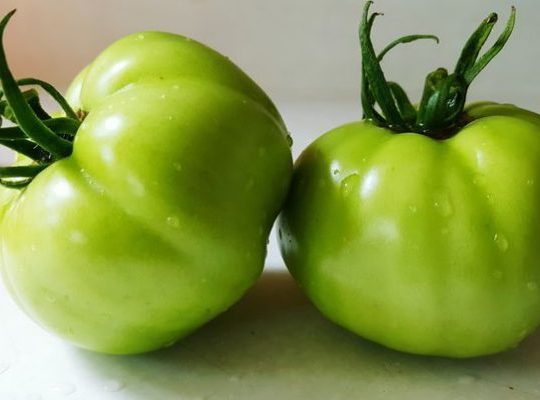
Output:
top-left (67, 270), bottom-right (540, 400)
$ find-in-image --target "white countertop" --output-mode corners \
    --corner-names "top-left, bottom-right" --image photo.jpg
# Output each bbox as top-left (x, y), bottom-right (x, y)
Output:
top-left (2, 102), bottom-right (540, 399)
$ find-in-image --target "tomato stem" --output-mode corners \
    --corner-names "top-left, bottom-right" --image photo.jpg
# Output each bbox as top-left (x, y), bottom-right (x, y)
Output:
top-left (359, 1), bottom-right (516, 138)
top-left (0, 10), bottom-right (80, 188)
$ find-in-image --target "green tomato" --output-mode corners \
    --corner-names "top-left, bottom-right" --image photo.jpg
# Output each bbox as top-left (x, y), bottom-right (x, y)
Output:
top-left (1, 31), bottom-right (292, 354)
top-left (279, 102), bottom-right (540, 357)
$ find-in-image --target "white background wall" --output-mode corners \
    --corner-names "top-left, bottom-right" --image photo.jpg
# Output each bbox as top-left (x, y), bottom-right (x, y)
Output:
top-left (1, 1), bottom-right (539, 267)
top-left (0, 0), bottom-right (539, 107)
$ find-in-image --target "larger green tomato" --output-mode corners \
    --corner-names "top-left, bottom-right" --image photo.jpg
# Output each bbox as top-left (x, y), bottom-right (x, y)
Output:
top-left (279, 4), bottom-right (540, 357)
top-left (0, 13), bottom-right (291, 354)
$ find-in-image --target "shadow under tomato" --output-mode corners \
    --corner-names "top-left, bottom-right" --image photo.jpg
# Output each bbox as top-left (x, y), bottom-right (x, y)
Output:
top-left (75, 270), bottom-right (540, 400)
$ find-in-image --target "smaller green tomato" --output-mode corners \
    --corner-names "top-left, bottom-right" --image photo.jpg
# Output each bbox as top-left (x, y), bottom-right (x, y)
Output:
top-left (279, 3), bottom-right (540, 357)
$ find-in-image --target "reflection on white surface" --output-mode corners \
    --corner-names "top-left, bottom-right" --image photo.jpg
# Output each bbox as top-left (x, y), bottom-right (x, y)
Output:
top-left (1, 271), bottom-right (540, 399)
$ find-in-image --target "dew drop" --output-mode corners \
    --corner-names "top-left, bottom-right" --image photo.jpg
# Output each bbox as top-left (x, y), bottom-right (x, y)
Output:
top-left (102, 379), bottom-right (125, 393)
top-left (332, 169), bottom-right (340, 176)
top-left (137, 34), bottom-right (145, 40)
top-left (408, 205), bottom-right (418, 214)
top-left (486, 193), bottom-right (495, 204)
top-left (166, 215), bottom-right (180, 228)
top-left (45, 293), bottom-right (57, 303)
top-left (493, 233), bottom-right (509, 252)
top-left (50, 382), bottom-right (76, 395)
top-left (167, 115), bottom-right (173, 121)
top-left (361, 157), bottom-right (367, 163)
top-left (433, 194), bottom-right (453, 217)
top-left (173, 162), bottom-right (182, 172)
top-left (527, 179), bottom-right (534, 186)
top-left (340, 173), bottom-right (360, 196)
top-left (173, 84), bottom-right (180, 90)
top-left (160, 94), bottom-right (166, 100)
top-left (527, 281), bottom-right (538, 291)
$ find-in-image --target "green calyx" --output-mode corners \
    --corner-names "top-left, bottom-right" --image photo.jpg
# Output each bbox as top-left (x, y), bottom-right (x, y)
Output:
top-left (360, 1), bottom-right (516, 138)
top-left (0, 10), bottom-right (81, 188)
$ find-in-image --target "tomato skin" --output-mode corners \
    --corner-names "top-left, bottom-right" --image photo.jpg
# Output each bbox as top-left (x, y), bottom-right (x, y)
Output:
top-left (1, 32), bottom-right (292, 354)
top-left (279, 103), bottom-right (540, 357)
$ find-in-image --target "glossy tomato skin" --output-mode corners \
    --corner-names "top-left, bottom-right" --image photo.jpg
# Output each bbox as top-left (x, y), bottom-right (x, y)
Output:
top-left (279, 103), bottom-right (540, 357)
top-left (1, 32), bottom-right (292, 354)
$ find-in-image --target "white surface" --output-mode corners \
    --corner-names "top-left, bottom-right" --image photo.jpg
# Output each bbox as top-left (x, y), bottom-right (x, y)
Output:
top-left (2, 0), bottom-right (540, 397)
top-left (1, 0), bottom-right (539, 103)
top-left (2, 102), bottom-right (540, 399)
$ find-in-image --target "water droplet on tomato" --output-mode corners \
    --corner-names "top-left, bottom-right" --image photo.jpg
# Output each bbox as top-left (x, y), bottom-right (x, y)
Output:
top-left (527, 282), bottom-right (538, 291)
top-left (434, 194), bottom-right (453, 217)
top-left (332, 169), bottom-right (340, 176)
top-left (160, 94), bottom-right (166, 100)
top-left (408, 205), bottom-right (418, 214)
top-left (45, 294), bottom-right (57, 303)
top-left (166, 215), bottom-right (180, 228)
top-left (493, 233), bottom-right (509, 252)
top-left (102, 379), bottom-right (125, 392)
top-left (527, 179), bottom-right (534, 186)
top-left (341, 173), bottom-right (360, 196)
